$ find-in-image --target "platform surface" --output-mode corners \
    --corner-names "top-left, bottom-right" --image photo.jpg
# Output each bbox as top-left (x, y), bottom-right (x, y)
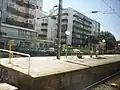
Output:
top-left (0, 83), bottom-right (18, 90)
top-left (0, 55), bottom-right (120, 77)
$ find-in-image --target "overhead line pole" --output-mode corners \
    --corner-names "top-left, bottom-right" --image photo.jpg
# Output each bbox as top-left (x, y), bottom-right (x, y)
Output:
top-left (57, 0), bottom-right (63, 59)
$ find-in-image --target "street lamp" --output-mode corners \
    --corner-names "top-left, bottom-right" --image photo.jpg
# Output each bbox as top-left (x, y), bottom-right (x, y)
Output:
top-left (65, 30), bottom-right (70, 59)
top-left (57, 0), bottom-right (63, 60)
top-left (53, 5), bottom-right (58, 8)
top-left (102, 39), bottom-right (106, 43)
top-left (91, 11), bottom-right (100, 14)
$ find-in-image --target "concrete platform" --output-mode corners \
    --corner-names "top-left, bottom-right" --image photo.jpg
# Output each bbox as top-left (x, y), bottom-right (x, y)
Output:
top-left (0, 55), bottom-right (120, 90)
top-left (0, 83), bottom-right (18, 90)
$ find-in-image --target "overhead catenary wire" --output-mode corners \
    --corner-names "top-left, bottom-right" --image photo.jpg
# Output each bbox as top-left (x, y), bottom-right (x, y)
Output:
top-left (102, 0), bottom-right (120, 19)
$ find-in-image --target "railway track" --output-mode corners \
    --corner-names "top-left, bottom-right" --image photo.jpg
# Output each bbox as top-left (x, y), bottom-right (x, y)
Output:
top-left (82, 71), bottom-right (120, 90)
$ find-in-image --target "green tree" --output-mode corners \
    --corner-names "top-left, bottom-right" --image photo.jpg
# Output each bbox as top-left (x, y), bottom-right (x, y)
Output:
top-left (99, 31), bottom-right (117, 50)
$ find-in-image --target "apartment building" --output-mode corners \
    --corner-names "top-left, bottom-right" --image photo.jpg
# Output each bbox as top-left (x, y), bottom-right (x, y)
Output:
top-left (37, 16), bottom-right (57, 40)
top-left (36, 8), bottom-right (100, 48)
top-left (61, 8), bottom-right (94, 48)
top-left (91, 20), bottom-right (100, 35)
top-left (0, 0), bottom-right (43, 35)
top-left (0, 0), bottom-right (43, 29)
top-left (36, 10), bottom-right (57, 40)
top-left (0, 0), bottom-right (47, 50)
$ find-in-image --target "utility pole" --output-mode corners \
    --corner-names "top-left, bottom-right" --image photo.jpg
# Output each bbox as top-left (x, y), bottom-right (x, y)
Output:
top-left (57, 0), bottom-right (62, 59)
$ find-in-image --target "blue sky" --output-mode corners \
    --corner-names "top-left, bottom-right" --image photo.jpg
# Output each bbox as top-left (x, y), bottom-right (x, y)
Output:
top-left (43, 0), bottom-right (120, 40)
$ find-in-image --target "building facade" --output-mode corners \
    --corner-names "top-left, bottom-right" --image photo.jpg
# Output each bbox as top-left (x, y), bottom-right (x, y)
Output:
top-left (36, 11), bottom-right (57, 41)
top-left (0, 0), bottom-right (43, 29)
top-left (36, 8), bottom-right (100, 48)
top-left (0, 0), bottom-right (55, 51)
top-left (61, 8), bottom-right (94, 48)
top-left (91, 20), bottom-right (100, 36)
top-left (0, 23), bottom-right (54, 52)
top-left (0, 23), bottom-right (37, 48)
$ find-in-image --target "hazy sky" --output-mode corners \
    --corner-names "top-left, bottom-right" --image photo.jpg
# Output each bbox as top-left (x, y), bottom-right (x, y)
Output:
top-left (43, 0), bottom-right (120, 40)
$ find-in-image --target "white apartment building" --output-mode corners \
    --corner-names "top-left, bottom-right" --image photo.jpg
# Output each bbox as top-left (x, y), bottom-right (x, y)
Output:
top-left (61, 8), bottom-right (94, 47)
top-left (91, 20), bottom-right (100, 35)
top-left (0, 0), bottom-right (54, 50)
top-left (36, 8), bottom-right (100, 48)
top-left (35, 10), bottom-right (57, 41)
top-left (58, 8), bottom-right (100, 48)
top-left (38, 16), bottom-right (57, 40)
top-left (0, 0), bottom-right (43, 29)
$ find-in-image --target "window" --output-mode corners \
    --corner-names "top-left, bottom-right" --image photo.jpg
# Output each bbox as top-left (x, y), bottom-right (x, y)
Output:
top-left (62, 19), bottom-right (68, 22)
top-left (40, 7), bottom-right (42, 10)
top-left (36, 6), bottom-right (39, 9)
top-left (51, 16), bottom-right (56, 20)
top-left (62, 13), bottom-right (68, 16)
top-left (41, 23), bottom-right (48, 26)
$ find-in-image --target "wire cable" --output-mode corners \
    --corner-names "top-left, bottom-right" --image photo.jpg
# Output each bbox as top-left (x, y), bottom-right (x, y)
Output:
top-left (102, 0), bottom-right (120, 19)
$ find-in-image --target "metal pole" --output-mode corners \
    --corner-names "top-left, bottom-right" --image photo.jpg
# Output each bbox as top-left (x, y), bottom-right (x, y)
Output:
top-left (28, 56), bottom-right (31, 75)
top-left (65, 36), bottom-right (68, 59)
top-left (9, 40), bottom-right (13, 64)
top-left (57, 0), bottom-right (62, 59)
top-left (98, 26), bottom-right (100, 55)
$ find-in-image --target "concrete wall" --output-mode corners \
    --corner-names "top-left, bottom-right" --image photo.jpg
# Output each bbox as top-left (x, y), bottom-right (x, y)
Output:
top-left (0, 65), bottom-right (34, 90)
top-left (67, 8), bottom-right (74, 45)
top-left (1, 61), bottom-right (120, 90)
top-left (33, 62), bottom-right (120, 90)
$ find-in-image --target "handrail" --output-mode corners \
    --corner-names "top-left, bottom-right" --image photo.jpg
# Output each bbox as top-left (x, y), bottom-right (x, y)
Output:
top-left (0, 49), bottom-right (31, 75)
top-left (0, 49), bottom-right (30, 57)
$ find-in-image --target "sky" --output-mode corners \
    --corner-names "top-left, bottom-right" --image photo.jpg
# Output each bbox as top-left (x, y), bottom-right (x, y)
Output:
top-left (43, 0), bottom-right (120, 40)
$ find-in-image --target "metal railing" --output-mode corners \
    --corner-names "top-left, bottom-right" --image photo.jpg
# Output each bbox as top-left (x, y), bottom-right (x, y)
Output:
top-left (0, 49), bottom-right (31, 75)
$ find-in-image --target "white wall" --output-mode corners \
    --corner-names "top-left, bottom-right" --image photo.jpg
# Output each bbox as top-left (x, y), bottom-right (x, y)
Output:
top-left (35, 10), bottom-right (48, 34)
top-left (92, 20), bottom-right (100, 35)
top-left (66, 8), bottom-right (74, 45)
top-left (47, 17), bottom-right (57, 41)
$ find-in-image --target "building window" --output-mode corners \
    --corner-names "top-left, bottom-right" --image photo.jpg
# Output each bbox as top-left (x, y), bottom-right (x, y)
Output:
top-left (62, 24), bottom-right (67, 32)
top-left (7, 6), bottom-right (34, 18)
top-left (62, 19), bottom-right (68, 22)
top-left (62, 13), bottom-right (68, 16)
top-left (40, 7), bottom-right (42, 10)
top-left (36, 6), bottom-right (39, 9)
top-left (41, 23), bottom-right (48, 26)
top-left (51, 16), bottom-right (56, 20)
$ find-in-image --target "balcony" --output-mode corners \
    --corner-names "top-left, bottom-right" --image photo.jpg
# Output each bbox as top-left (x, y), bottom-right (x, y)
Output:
top-left (73, 17), bottom-right (83, 24)
top-left (11, 0), bottom-right (36, 9)
top-left (6, 18), bottom-right (34, 29)
top-left (7, 6), bottom-right (34, 19)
